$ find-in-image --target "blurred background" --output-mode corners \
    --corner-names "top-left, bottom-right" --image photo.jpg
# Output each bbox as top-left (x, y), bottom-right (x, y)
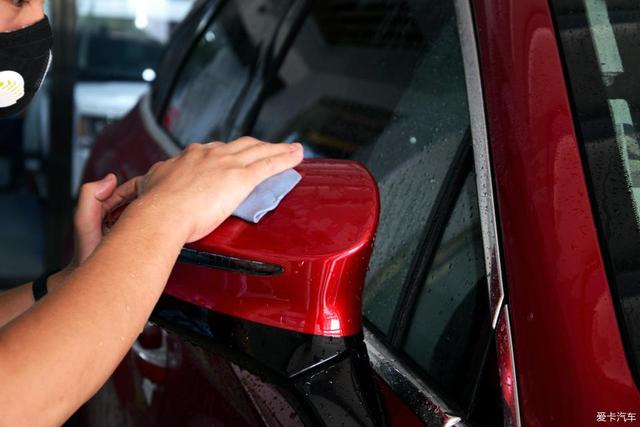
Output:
top-left (0, 0), bottom-right (195, 288)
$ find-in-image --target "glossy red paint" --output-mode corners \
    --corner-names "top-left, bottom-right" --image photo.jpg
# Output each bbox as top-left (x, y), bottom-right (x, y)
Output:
top-left (472, 0), bottom-right (640, 425)
top-left (166, 159), bottom-right (379, 337)
top-left (87, 110), bottom-right (380, 337)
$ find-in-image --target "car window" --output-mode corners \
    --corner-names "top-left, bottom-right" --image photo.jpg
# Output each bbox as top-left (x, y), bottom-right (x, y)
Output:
top-left (247, 0), bottom-right (470, 335)
top-left (162, 0), bottom-right (296, 145)
top-left (403, 168), bottom-right (490, 409)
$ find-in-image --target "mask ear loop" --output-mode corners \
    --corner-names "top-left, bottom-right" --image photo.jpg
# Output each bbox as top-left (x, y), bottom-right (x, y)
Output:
top-left (36, 50), bottom-right (53, 88)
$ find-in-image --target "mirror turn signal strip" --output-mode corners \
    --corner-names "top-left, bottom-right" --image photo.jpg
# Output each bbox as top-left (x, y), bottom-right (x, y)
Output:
top-left (178, 247), bottom-right (284, 276)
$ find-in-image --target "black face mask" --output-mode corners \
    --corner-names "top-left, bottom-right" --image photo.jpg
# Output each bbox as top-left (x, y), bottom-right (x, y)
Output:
top-left (0, 17), bottom-right (52, 119)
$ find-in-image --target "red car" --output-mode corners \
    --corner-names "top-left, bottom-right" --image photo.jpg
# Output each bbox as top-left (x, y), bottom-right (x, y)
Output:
top-left (79, 0), bottom-right (640, 425)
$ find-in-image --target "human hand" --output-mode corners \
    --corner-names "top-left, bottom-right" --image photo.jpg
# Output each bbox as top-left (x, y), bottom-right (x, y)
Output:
top-left (71, 174), bottom-right (118, 266)
top-left (103, 137), bottom-right (303, 244)
top-left (29, 174), bottom-right (118, 293)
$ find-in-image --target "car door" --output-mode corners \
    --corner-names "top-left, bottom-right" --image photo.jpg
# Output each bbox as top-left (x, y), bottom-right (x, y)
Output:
top-left (81, 0), bottom-right (512, 425)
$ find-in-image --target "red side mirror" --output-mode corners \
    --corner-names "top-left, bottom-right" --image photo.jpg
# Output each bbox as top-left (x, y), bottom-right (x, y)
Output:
top-left (106, 159), bottom-right (379, 337)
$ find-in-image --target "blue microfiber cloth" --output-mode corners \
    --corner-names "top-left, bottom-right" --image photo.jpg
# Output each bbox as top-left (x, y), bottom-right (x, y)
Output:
top-left (232, 169), bottom-right (302, 223)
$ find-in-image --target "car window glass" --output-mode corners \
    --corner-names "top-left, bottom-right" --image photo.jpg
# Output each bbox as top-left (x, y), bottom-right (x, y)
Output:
top-left (403, 169), bottom-right (490, 408)
top-left (162, 0), bottom-right (295, 145)
top-left (247, 1), bottom-right (470, 335)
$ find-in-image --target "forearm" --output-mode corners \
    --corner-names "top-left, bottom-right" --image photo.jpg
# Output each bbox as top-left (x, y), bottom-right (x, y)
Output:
top-left (0, 203), bottom-right (186, 426)
top-left (0, 269), bottom-right (71, 328)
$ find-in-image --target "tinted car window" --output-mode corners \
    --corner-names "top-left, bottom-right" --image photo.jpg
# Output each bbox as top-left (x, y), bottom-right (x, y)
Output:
top-left (403, 169), bottom-right (489, 408)
top-left (247, 1), bottom-right (470, 335)
top-left (162, 0), bottom-right (296, 144)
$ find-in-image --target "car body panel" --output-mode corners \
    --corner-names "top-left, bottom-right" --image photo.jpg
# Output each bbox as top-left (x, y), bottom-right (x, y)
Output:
top-left (472, 0), bottom-right (640, 424)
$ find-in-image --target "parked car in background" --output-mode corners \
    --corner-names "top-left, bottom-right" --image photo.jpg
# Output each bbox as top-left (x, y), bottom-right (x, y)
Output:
top-left (22, 0), bottom-right (194, 195)
top-left (79, 0), bottom-right (640, 425)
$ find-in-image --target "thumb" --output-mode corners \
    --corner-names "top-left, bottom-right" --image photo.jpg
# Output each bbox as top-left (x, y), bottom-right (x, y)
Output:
top-left (74, 174), bottom-right (117, 263)
top-left (93, 173), bottom-right (118, 201)
top-left (76, 174), bottom-right (117, 224)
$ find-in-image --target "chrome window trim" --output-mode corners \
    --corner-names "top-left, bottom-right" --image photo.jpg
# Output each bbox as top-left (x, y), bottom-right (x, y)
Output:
top-left (364, 328), bottom-right (465, 427)
top-left (454, 0), bottom-right (521, 426)
top-left (454, 0), bottom-right (505, 331)
top-left (139, 92), bottom-right (181, 157)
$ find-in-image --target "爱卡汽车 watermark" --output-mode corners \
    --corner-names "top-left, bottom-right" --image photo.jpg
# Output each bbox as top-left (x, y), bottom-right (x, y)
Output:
top-left (597, 412), bottom-right (637, 423)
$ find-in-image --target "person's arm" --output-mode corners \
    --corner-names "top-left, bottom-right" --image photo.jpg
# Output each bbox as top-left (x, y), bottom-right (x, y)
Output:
top-left (0, 138), bottom-right (303, 426)
top-left (0, 174), bottom-right (118, 327)
top-left (0, 271), bottom-right (68, 327)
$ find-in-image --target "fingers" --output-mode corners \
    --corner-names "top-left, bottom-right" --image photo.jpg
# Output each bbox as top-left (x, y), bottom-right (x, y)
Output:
top-left (186, 138), bottom-right (292, 163)
top-left (102, 176), bottom-right (142, 213)
top-left (204, 141), bottom-right (224, 149)
top-left (245, 144), bottom-right (303, 183)
top-left (220, 136), bottom-right (263, 154)
top-left (235, 142), bottom-right (300, 166)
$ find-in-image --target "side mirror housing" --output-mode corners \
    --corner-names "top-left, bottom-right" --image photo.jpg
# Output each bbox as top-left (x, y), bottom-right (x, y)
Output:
top-left (164, 159), bottom-right (379, 337)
